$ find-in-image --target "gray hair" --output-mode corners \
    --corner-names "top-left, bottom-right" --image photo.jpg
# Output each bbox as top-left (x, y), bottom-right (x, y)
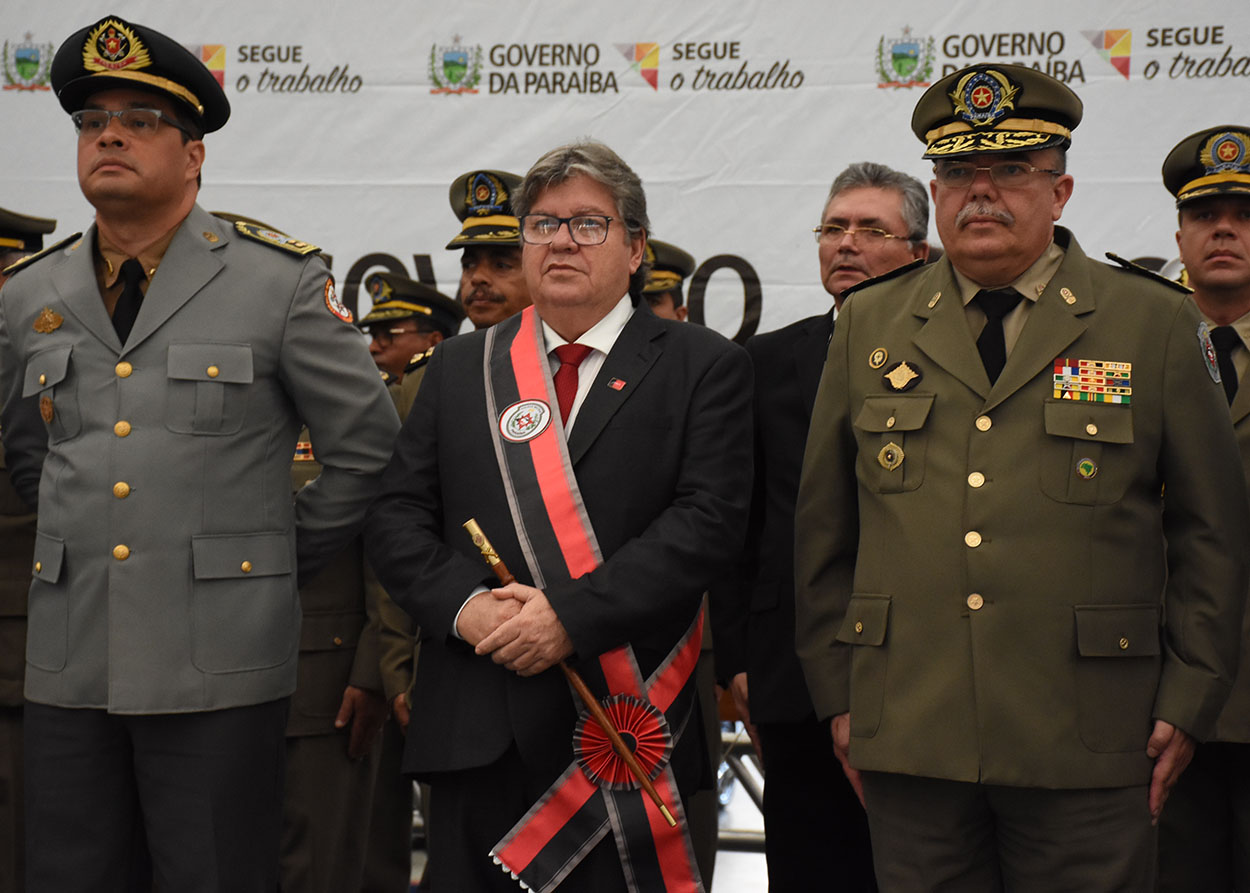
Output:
top-left (825, 162), bottom-right (930, 247)
top-left (516, 141), bottom-right (650, 299)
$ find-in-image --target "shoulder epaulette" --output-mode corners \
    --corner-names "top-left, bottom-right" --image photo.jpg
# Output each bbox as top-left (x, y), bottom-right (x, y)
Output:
top-left (841, 257), bottom-right (927, 299)
top-left (2, 233), bottom-right (83, 278)
top-left (233, 221), bottom-right (320, 256)
top-left (404, 345), bottom-right (436, 374)
top-left (1104, 252), bottom-right (1191, 295)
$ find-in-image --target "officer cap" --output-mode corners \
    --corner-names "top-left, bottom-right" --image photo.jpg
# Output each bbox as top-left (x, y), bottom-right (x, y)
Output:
top-left (1163, 125), bottom-right (1250, 208)
top-left (52, 15), bottom-right (230, 133)
top-left (359, 273), bottom-right (465, 337)
top-left (642, 240), bottom-right (695, 295)
top-left (912, 63), bottom-right (1082, 160)
top-left (445, 170), bottom-right (523, 249)
top-left (0, 207), bottom-right (56, 254)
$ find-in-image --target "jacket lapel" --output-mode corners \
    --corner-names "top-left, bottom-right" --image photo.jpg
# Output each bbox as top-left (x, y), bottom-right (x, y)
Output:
top-left (796, 310), bottom-right (833, 417)
top-left (566, 306), bottom-right (665, 466)
top-left (982, 232), bottom-right (1092, 413)
top-left (121, 205), bottom-right (227, 354)
top-left (48, 227), bottom-right (121, 353)
top-left (910, 262), bottom-right (991, 399)
top-left (1231, 377), bottom-right (1250, 425)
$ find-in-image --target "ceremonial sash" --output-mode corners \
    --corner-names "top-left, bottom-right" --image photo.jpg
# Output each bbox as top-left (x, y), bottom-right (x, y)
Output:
top-left (482, 307), bottom-right (704, 893)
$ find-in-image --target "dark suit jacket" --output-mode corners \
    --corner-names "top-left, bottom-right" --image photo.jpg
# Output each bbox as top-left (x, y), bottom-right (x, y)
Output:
top-left (365, 303), bottom-right (753, 790)
top-left (713, 310), bottom-right (831, 723)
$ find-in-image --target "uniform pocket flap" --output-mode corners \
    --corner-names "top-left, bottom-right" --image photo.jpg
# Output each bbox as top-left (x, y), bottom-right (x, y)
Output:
top-left (835, 593), bottom-right (891, 646)
top-left (22, 345), bottom-right (72, 396)
top-left (749, 581), bottom-right (780, 611)
top-left (299, 612), bottom-right (364, 651)
top-left (1074, 604), bottom-right (1160, 657)
top-left (32, 531), bottom-right (65, 583)
top-left (1044, 401), bottom-right (1133, 443)
top-left (192, 532), bottom-right (291, 579)
top-left (167, 342), bottom-right (254, 384)
top-left (854, 394), bottom-right (935, 433)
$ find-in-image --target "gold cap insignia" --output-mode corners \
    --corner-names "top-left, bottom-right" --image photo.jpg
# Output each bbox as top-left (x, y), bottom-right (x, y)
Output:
top-left (83, 18), bottom-right (151, 74)
top-left (33, 307), bottom-right (64, 333)
top-left (949, 69), bottom-right (1018, 128)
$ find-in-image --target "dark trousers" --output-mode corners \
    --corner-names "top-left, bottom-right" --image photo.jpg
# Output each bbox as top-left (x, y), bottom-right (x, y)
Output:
top-left (861, 772), bottom-right (1154, 892)
top-left (25, 698), bottom-right (289, 893)
top-left (360, 718), bottom-right (416, 892)
top-left (757, 716), bottom-right (876, 892)
top-left (1158, 740), bottom-right (1250, 891)
top-left (0, 705), bottom-right (22, 893)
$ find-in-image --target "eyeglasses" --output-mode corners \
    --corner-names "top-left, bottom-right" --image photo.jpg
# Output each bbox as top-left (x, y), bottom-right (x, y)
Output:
top-left (812, 223), bottom-right (909, 245)
top-left (933, 161), bottom-right (1061, 189)
top-left (366, 326), bottom-right (422, 346)
top-left (71, 108), bottom-right (194, 140)
top-left (520, 215), bottom-right (617, 246)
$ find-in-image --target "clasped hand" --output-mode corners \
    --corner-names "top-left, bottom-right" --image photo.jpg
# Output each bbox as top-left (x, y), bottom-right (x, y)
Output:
top-left (457, 583), bottom-right (573, 676)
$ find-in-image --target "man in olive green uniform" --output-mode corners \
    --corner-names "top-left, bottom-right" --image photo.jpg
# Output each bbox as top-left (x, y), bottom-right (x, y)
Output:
top-left (355, 271), bottom-right (463, 892)
top-left (446, 169), bottom-right (532, 329)
top-left (1157, 125), bottom-right (1250, 892)
top-left (796, 64), bottom-right (1250, 890)
top-left (0, 206), bottom-right (56, 893)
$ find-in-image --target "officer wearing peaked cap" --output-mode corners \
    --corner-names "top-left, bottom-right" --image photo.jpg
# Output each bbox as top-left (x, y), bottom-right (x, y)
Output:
top-left (447, 169), bottom-right (533, 329)
top-left (641, 239), bottom-right (694, 321)
top-left (796, 63), bottom-right (1249, 890)
top-left (0, 206), bottom-right (55, 893)
top-left (1157, 125), bottom-right (1250, 893)
top-left (0, 15), bottom-right (399, 892)
top-left (359, 271), bottom-right (464, 385)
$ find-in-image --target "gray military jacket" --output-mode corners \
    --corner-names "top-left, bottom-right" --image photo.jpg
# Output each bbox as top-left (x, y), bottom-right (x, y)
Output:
top-left (0, 204), bottom-right (399, 714)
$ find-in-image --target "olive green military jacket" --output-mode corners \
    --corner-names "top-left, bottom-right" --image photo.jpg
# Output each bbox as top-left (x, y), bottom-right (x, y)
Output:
top-left (0, 437), bottom-right (35, 707)
top-left (796, 230), bottom-right (1250, 790)
top-left (1216, 361), bottom-right (1250, 742)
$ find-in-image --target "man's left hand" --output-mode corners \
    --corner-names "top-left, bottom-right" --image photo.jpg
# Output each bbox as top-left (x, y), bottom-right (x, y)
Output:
top-left (1145, 719), bottom-right (1195, 823)
top-left (475, 583), bottom-right (574, 676)
top-left (335, 685), bottom-right (389, 759)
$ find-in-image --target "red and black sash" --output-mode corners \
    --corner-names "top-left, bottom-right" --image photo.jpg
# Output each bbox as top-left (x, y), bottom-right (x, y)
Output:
top-left (482, 307), bottom-right (704, 893)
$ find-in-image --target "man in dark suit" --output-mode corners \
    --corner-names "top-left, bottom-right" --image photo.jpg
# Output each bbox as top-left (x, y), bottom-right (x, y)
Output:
top-left (712, 162), bottom-right (928, 891)
top-left (366, 141), bottom-right (752, 891)
top-left (1157, 125), bottom-right (1250, 892)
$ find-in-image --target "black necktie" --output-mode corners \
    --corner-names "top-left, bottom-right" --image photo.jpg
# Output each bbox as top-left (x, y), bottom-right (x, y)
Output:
top-left (112, 258), bottom-right (146, 343)
top-left (1210, 325), bottom-right (1241, 405)
top-left (974, 287), bottom-right (1023, 385)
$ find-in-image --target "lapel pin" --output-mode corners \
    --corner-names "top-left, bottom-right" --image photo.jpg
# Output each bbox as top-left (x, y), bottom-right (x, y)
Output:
top-left (608, 378), bottom-right (626, 391)
top-left (927, 291), bottom-right (941, 308)
top-left (869, 347), bottom-right (888, 369)
top-left (33, 307), bottom-right (63, 333)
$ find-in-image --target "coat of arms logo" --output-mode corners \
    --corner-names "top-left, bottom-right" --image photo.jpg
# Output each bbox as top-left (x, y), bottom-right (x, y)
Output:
top-left (429, 37), bottom-right (483, 95)
top-left (2, 33), bottom-right (53, 91)
top-left (876, 26), bottom-right (935, 89)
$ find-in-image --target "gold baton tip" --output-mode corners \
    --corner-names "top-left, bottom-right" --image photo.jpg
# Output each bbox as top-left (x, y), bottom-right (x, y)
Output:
top-left (659, 804), bottom-right (676, 827)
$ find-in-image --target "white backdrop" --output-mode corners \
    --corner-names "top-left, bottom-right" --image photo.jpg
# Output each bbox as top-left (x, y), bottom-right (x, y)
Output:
top-left (4, 1), bottom-right (1244, 340)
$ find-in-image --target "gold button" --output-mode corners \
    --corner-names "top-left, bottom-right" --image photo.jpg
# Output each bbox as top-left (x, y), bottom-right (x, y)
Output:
top-left (114, 420), bottom-right (131, 437)
top-left (34, 561), bottom-right (42, 573)
top-left (241, 561), bottom-right (253, 573)
top-left (964, 531), bottom-right (982, 548)
top-left (38, 373), bottom-right (47, 385)
top-left (968, 472), bottom-right (985, 488)
top-left (967, 593), bottom-right (984, 610)
top-left (115, 361), bottom-right (133, 378)
top-left (854, 621), bottom-right (864, 635)
top-left (113, 544), bottom-right (130, 561)
top-left (113, 481), bottom-right (131, 499)
top-left (1085, 423), bottom-right (1098, 436)
top-left (1119, 637), bottom-right (1129, 650)
top-left (975, 415), bottom-right (992, 432)
top-left (333, 636), bottom-right (344, 646)
top-left (886, 416), bottom-right (896, 429)
top-left (207, 365), bottom-right (220, 378)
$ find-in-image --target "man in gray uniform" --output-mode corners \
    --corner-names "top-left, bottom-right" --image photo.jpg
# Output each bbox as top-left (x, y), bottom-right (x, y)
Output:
top-left (0, 206), bottom-right (56, 893)
top-left (0, 16), bottom-right (398, 892)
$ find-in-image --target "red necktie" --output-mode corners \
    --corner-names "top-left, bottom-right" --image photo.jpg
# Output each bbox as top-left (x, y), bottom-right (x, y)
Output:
top-left (553, 343), bottom-right (593, 423)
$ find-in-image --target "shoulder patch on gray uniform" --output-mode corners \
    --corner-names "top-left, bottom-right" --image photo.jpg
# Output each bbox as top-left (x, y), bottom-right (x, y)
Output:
top-left (1, 233), bottom-right (83, 278)
top-left (233, 221), bottom-right (321, 256)
top-left (1104, 252), bottom-right (1191, 295)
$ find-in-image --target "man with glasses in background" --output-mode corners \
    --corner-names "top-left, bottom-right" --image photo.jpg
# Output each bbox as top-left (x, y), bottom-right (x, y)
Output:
top-left (367, 141), bottom-right (751, 891)
top-left (795, 64), bottom-right (1249, 889)
top-left (715, 161), bottom-right (927, 891)
top-left (0, 17), bottom-right (398, 891)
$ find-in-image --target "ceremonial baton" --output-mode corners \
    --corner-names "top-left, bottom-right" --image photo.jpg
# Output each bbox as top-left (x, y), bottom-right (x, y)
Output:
top-left (463, 518), bottom-right (677, 827)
